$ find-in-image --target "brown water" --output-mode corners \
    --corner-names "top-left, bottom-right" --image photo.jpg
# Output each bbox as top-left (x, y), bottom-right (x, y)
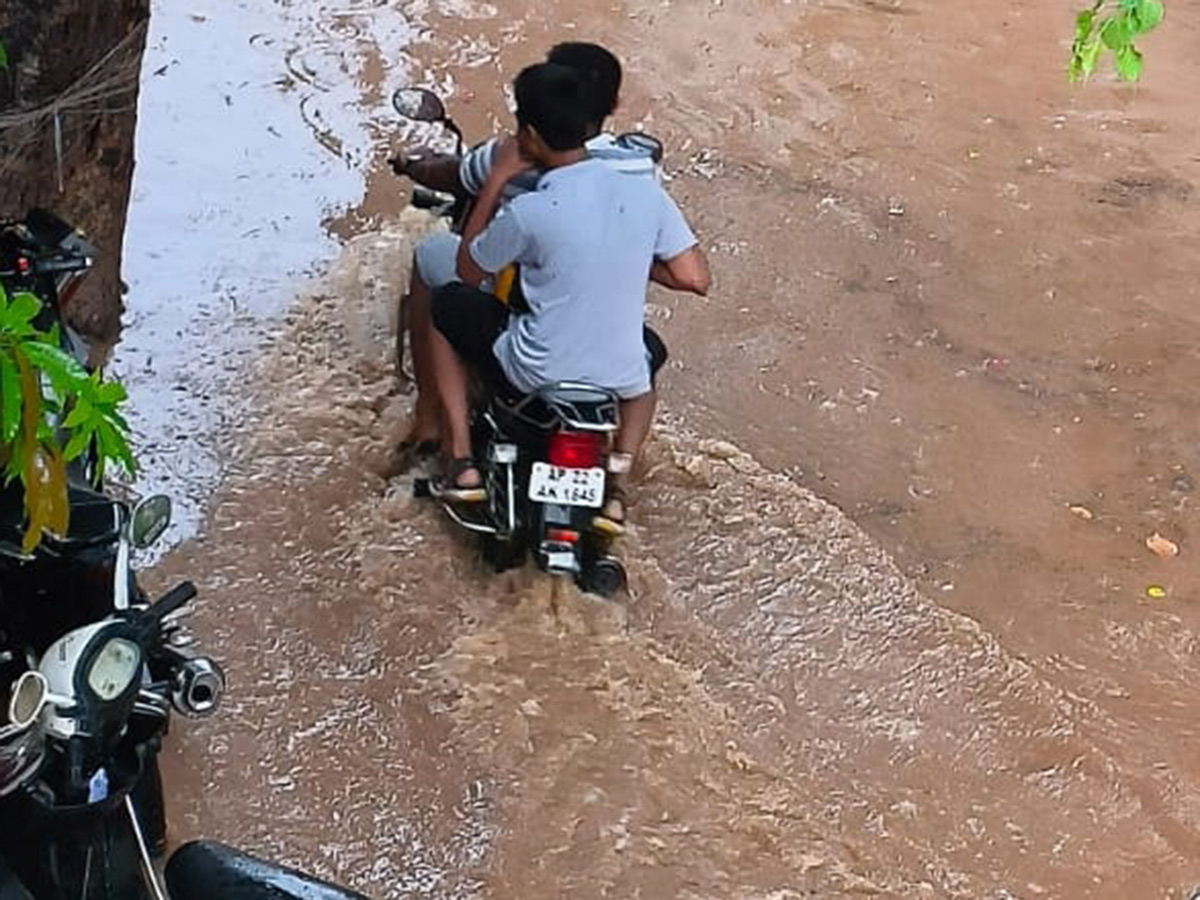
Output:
top-left (132, 0), bottom-right (1200, 896)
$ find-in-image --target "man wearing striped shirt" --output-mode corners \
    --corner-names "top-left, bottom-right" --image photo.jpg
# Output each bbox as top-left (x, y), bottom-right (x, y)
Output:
top-left (395, 44), bottom-right (663, 462)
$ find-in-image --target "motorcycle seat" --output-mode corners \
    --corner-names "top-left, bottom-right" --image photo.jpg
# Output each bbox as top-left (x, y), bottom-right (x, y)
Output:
top-left (0, 482), bottom-right (121, 558)
top-left (165, 841), bottom-right (370, 900)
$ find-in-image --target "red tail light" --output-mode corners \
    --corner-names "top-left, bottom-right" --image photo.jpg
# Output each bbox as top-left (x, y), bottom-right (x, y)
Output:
top-left (547, 430), bottom-right (603, 469)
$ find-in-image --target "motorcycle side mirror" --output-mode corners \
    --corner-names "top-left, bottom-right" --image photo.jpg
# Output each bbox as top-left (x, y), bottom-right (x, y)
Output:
top-left (618, 131), bottom-right (665, 165)
top-left (0, 670), bottom-right (71, 737)
top-left (131, 495), bottom-right (172, 549)
top-left (392, 87), bottom-right (447, 123)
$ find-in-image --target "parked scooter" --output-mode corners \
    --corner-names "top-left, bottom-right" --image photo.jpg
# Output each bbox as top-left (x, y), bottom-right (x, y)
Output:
top-left (1, 210), bottom-right (224, 899)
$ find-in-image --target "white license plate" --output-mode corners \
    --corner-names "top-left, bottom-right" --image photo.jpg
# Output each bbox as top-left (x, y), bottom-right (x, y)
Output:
top-left (528, 462), bottom-right (606, 508)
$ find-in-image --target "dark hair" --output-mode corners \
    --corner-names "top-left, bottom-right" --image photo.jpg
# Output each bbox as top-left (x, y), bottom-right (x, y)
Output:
top-left (547, 42), bottom-right (622, 127)
top-left (513, 63), bottom-right (591, 152)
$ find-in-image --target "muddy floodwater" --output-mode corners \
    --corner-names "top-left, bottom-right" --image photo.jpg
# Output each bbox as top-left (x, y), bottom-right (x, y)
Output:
top-left (116, 0), bottom-right (1200, 896)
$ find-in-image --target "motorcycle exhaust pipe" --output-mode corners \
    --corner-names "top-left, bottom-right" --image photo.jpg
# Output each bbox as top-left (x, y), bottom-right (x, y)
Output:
top-left (171, 656), bottom-right (224, 718)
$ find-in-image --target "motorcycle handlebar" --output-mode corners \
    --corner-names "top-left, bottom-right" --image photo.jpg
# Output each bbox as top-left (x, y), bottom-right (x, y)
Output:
top-left (31, 255), bottom-right (92, 276)
top-left (148, 581), bottom-right (198, 623)
top-left (411, 186), bottom-right (451, 210)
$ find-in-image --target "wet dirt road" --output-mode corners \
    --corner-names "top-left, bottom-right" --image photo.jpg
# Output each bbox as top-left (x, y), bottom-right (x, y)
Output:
top-left (121, 0), bottom-right (1200, 896)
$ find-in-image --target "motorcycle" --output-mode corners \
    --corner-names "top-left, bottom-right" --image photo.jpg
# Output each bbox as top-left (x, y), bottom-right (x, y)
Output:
top-left (389, 87), bottom-right (645, 597)
top-left (0, 209), bottom-right (106, 488)
top-left (0, 487), bottom-right (224, 899)
top-left (0, 210), bottom-right (225, 899)
top-left (0, 209), bottom-right (100, 368)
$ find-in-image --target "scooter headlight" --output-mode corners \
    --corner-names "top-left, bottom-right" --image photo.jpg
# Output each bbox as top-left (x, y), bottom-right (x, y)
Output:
top-left (85, 637), bottom-right (142, 702)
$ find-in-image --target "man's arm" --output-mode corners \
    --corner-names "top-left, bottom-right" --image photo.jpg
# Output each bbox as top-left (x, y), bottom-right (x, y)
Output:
top-left (651, 246), bottom-right (710, 296)
top-left (456, 139), bottom-right (533, 286)
top-left (651, 188), bottom-right (711, 296)
top-left (389, 151), bottom-right (464, 196)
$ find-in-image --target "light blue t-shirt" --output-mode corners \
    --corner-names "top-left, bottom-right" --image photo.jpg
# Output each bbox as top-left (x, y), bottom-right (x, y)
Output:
top-left (468, 158), bottom-right (696, 399)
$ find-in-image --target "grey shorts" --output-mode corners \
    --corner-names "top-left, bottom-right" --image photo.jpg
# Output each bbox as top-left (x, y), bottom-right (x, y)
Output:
top-left (413, 230), bottom-right (461, 290)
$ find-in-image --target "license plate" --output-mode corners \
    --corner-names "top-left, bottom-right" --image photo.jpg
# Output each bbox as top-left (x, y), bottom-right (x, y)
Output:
top-left (528, 462), bottom-right (605, 508)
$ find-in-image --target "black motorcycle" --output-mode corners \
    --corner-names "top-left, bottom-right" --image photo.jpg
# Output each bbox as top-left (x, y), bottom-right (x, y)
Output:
top-left (0, 209), bottom-right (105, 488)
top-left (1, 211), bottom-right (224, 900)
top-left (440, 380), bottom-right (628, 595)
top-left (0, 487), bottom-right (224, 899)
top-left (389, 87), bottom-right (663, 597)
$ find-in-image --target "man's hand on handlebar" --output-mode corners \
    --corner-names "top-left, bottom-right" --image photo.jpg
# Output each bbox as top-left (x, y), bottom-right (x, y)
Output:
top-left (388, 148), bottom-right (464, 196)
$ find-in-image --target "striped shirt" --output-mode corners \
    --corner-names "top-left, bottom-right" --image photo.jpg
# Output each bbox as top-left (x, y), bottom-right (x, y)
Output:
top-left (458, 133), bottom-right (661, 200)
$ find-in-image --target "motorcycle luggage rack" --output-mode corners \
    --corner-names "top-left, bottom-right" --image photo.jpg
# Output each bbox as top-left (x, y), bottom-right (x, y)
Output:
top-left (497, 382), bottom-right (619, 434)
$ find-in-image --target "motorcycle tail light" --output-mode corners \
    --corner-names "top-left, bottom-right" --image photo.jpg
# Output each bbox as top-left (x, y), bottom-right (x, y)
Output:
top-left (546, 431), bottom-right (602, 469)
top-left (545, 528), bottom-right (579, 545)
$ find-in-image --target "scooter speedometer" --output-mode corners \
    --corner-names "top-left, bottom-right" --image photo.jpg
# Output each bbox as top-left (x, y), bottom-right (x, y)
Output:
top-left (86, 637), bottom-right (141, 701)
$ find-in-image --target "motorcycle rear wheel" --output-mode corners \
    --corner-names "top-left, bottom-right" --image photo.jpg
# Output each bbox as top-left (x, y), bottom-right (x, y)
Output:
top-left (481, 534), bottom-right (525, 573)
top-left (578, 556), bottom-right (626, 599)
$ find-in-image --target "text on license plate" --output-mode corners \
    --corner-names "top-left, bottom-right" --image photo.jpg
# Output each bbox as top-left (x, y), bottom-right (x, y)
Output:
top-left (528, 463), bottom-right (606, 508)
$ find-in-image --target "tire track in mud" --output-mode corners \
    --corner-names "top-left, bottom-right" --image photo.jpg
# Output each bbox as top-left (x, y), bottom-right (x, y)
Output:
top-left (153, 219), bottom-right (1193, 898)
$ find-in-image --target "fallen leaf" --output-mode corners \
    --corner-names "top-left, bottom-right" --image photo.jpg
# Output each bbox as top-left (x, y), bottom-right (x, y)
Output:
top-left (1146, 533), bottom-right (1179, 559)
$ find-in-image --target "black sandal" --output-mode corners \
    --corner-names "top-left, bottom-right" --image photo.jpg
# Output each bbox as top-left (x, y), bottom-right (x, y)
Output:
top-left (431, 457), bottom-right (486, 503)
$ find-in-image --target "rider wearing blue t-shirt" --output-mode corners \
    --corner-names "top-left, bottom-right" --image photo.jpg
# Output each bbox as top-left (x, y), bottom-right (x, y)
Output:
top-left (423, 63), bottom-right (709, 531)
top-left (395, 45), bottom-right (663, 471)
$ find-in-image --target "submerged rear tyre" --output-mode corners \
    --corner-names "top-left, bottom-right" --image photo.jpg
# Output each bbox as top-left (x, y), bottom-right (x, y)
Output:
top-left (578, 556), bottom-right (626, 598)
top-left (481, 535), bottom-right (525, 573)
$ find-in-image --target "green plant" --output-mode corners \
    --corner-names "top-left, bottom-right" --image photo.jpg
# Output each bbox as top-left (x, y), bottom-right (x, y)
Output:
top-left (0, 281), bottom-right (135, 551)
top-left (1070, 0), bottom-right (1164, 82)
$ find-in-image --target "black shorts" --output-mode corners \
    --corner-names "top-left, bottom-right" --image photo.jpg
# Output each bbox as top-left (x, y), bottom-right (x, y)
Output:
top-left (430, 282), bottom-right (669, 390)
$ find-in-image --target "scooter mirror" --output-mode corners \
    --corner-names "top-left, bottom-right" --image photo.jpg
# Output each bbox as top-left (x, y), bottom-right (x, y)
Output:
top-left (131, 495), bottom-right (172, 549)
top-left (392, 87), bottom-right (446, 123)
top-left (5, 670), bottom-right (48, 731)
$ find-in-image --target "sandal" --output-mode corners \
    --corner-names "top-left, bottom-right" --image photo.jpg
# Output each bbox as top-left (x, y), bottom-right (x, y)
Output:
top-left (592, 484), bottom-right (627, 537)
top-left (431, 457), bottom-right (487, 503)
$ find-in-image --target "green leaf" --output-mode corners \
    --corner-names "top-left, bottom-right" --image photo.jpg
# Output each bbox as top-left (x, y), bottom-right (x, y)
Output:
top-left (0, 40), bottom-right (8, 72)
top-left (62, 397), bottom-right (93, 429)
top-left (0, 267), bottom-right (137, 540)
top-left (1079, 38), bottom-right (1104, 79)
top-left (1101, 14), bottom-right (1135, 49)
top-left (7, 291), bottom-right (42, 327)
top-left (62, 423), bottom-right (95, 462)
top-left (94, 379), bottom-right (128, 405)
top-left (1115, 43), bottom-right (1144, 80)
top-left (106, 408), bottom-right (131, 433)
top-left (0, 355), bottom-right (20, 444)
top-left (1133, 0), bottom-right (1164, 33)
top-left (18, 340), bottom-right (88, 396)
top-left (96, 420), bottom-right (136, 476)
top-left (1074, 8), bottom-right (1097, 43)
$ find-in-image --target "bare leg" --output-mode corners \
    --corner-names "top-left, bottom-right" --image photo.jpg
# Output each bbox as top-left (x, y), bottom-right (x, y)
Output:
top-left (404, 261), bottom-right (441, 445)
top-left (614, 390), bottom-right (656, 463)
top-left (428, 328), bottom-right (481, 489)
top-left (596, 390), bottom-right (656, 533)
